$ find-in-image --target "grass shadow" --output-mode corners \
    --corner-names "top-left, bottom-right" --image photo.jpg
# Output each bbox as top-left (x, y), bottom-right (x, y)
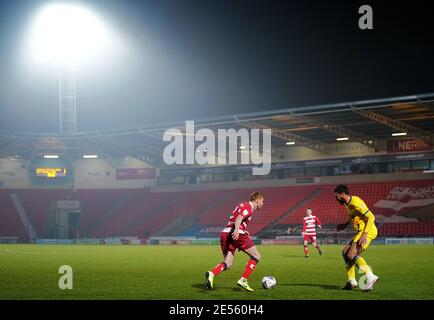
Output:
top-left (191, 283), bottom-right (251, 292)
top-left (191, 283), bottom-right (244, 292)
top-left (282, 255), bottom-right (310, 258)
top-left (191, 283), bottom-right (210, 292)
top-left (282, 254), bottom-right (338, 260)
top-left (279, 283), bottom-right (341, 290)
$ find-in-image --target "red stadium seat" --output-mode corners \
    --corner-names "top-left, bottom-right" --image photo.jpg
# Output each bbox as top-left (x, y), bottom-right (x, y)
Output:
top-left (0, 179), bottom-right (433, 239)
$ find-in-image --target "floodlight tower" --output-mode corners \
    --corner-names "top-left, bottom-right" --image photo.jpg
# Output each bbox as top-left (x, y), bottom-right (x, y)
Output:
top-left (59, 62), bottom-right (77, 135)
top-left (26, 3), bottom-right (111, 136)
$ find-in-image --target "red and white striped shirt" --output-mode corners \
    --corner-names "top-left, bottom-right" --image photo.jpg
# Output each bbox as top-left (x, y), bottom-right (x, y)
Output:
top-left (222, 202), bottom-right (253, 235)
top-left (303, 215), bottom-right (322, 236)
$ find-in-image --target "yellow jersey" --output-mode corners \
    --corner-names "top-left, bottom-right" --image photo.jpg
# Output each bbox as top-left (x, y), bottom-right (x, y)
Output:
top-left (344, 195), bottom-right (378, 240)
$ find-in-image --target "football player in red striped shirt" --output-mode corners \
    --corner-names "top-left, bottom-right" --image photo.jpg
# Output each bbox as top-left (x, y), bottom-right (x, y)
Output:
top-left (302, 208), bottom-right (323, 257)
top-left (205, 192), bottom-right (264, 292)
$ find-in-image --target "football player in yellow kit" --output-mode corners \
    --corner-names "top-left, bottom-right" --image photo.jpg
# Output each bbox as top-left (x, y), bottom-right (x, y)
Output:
top-left (334, 184), bottom-right (380, 291)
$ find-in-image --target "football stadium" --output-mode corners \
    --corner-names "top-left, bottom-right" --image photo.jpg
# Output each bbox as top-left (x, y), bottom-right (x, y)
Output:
top-left (1, 94), bottom-right (434, 300)
top-left (0, 0), bottom-right (434, 305)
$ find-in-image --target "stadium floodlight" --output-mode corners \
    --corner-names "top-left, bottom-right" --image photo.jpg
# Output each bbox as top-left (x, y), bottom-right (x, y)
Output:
top-left (44, 155), bottom-right (59, 159)
top-left (336, 137), bottom-right (349, 141)
top-left (82, 155), bottom-right (98, 159)
top-left (285, 141), bottom-right (295, 145)
top-left (24, 3), bottom-right (113, 136)
top-left (392, 132), bottom-right (407, 136)
top-left (26, 3), bottom-right (111, 66)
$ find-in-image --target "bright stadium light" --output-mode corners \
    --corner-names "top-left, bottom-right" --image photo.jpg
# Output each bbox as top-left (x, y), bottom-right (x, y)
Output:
top-left (286, 141), bottom-right (295, 145)
top-left (26, 3), bottom-right (111, 65)
top-left (336, 137), bottom-right (349, 141)
top-left (23, 2), bottom-right (121, 136)
top-left (82, 155), bottom-right (98, 159)
top-left (44, 155), bottom-right (59, 159)
top-left (392, 132), bottom-right (407, 136)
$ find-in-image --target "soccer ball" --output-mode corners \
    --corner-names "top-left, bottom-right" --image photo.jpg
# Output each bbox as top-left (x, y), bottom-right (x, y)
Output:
top-left (261, 275), bottom-right (276, 289)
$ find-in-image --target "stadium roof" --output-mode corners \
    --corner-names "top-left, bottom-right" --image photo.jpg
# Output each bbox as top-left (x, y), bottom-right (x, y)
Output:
top-left (1, 92), bottom-right (434, 164)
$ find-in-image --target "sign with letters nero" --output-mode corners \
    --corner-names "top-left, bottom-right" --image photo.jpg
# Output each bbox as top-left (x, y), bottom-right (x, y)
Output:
top-left (387, 138), bottom-right (432, 153)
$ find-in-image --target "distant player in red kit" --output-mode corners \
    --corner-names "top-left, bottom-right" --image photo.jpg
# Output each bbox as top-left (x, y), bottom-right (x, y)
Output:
top-left (302, 208), bottom-right (323, 257)
top-left (205, 192), bottom-right (264, 292)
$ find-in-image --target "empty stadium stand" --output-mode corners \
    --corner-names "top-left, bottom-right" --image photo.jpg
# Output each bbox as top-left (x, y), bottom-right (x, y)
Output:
top-left (379, 221), bottom-right (434, 237)
top-left (15, 189), bottom-right (68, 236)
top-left (0, 179), bottom-right (433, 241)
top-left (0, 190), bottom-right (29, 241)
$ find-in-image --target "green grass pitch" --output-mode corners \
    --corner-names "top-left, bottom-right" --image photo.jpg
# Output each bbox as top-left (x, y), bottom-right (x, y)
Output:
top-left (0, 244), bottom-right (433, 300)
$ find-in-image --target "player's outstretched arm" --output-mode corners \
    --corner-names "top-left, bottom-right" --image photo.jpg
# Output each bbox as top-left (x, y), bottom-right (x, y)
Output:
top-left (316, 217), bottom-right (322, 229)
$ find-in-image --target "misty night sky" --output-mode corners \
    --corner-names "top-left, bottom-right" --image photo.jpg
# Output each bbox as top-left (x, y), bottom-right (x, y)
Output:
top-left (0, 0), bottom-right (433, 133)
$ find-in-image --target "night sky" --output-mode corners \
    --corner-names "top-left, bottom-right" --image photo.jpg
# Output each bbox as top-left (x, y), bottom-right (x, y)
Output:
top-left (0, 0), bottom-right (433, 133)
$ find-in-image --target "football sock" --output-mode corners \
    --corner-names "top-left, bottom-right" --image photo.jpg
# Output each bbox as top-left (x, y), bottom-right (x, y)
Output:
top-left (241, 258), bottom-right (258, 279)
top-left (304, 245), bottom-right (308, 255)
top-left (346, 262), bottom-right (356, 280)
top-left (353, 255), bottom-right (373, 276)
top-left (211, 262), bottom-right (227, 276)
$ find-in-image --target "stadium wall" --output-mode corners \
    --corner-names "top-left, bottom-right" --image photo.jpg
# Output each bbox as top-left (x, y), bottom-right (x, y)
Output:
top-left (0, 159), bottom-right (28, 188)
top-left (0, 157), bottom-right (158, 189)
top-left (151, 171), bottom-right (434, 192)
top-left (275, 141), bottom-right (433, 160)
top-left (74, 158), bottom-right (157, 189)
top-left (73, 159), bottom-right (115, 189)
top-left (275, 143), bottom-right (376, 161)
top-left (28, 237), bottom-right (434, 246)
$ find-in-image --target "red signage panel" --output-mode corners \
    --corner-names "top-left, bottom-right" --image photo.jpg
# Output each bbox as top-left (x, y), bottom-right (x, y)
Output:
top-left (387, 138), bottom-right (432, 153)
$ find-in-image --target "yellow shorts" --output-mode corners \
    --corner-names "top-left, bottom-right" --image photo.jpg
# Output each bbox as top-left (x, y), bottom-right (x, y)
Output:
top-left (352, 232), bottom-right (377, 250)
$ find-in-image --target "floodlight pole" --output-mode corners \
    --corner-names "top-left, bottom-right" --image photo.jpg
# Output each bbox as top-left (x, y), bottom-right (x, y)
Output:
top-left (58, 63), bottom-right (77, 135)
